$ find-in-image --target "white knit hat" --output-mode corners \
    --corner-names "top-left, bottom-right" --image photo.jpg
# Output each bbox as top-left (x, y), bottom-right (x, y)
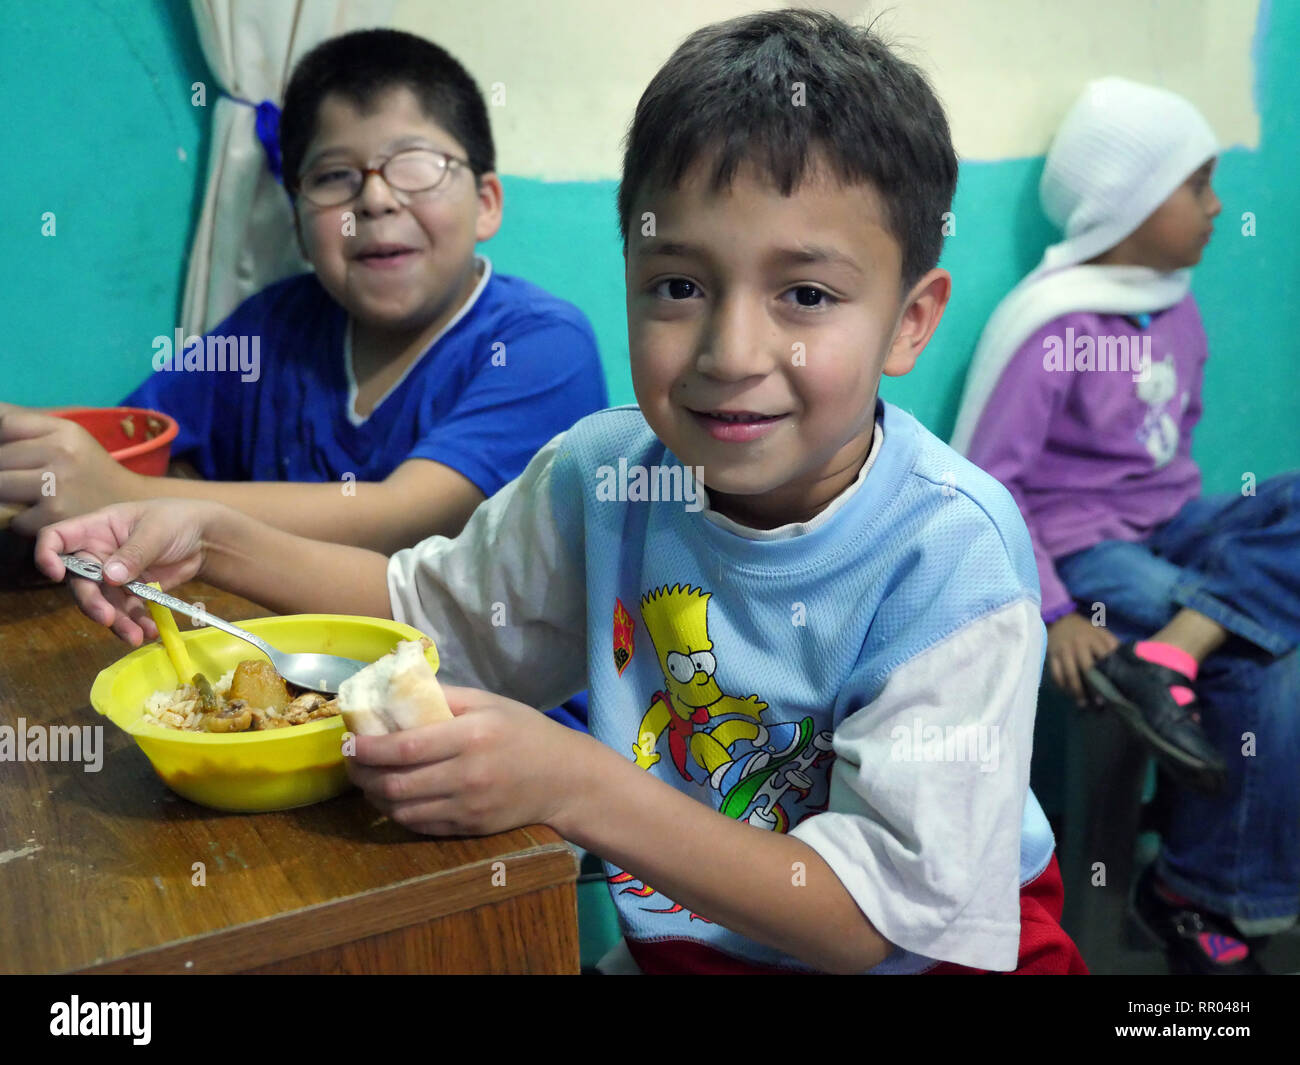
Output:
top-left (1038, 77), bottom-right (1219, 270)
top-left (948, 78), bottom-right (1219, 454)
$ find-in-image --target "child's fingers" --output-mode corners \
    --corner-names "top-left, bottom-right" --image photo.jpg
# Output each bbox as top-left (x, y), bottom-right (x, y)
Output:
top-left (0, 467), bottom-right (43, 505)
top-left (366, 792), bottom-right (460, 836)
top-left (102, 526), bottom-right (170, 584)
top-left (33, 522), bottom-right (98, 581)
top-left (110, 609), bottom-right (147, 647)
top-left (439, 684), bottom-right (502, 716)
top-left (348, 721), bottom-right (461, 768)
top-left (122, 597), bottom-right (155, 635)
top-left (32, 537), bottom-right (68, 583)
top-left (69, 575), bottom-right (119, 628)
top-left (0, 436), bottom-right (55, 472)
top-left (385, 798), bottom-right (463, 836)
top-left (42, 501), bottom-right (177, 586)
top-left (348, 759), bottom-right (453, 801)
top-left (71, 580), bottom-right (144, 645)
top-left (353, 785), bottom-right (464, 835)
top-left (68, 580), bottom-right (147, 646)
top-left (0, 404), bottom-right (55, 444)
top-left (1076, 649), bottom-right (1102, 707)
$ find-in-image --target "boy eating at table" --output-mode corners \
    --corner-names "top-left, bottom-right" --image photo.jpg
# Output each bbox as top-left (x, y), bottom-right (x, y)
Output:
top-left (0, 28), bottom-right (606, 556)
top-left (37, 10), bottom-right (1086, 974)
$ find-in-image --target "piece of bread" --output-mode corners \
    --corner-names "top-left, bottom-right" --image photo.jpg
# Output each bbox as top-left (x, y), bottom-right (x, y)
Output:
top-left (338, 639), bottom-right (453, 735)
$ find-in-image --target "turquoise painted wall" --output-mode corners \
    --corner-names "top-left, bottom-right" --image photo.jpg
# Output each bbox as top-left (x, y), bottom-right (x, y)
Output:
top-left (0, 0), bottom-right (211, 407)
top-left (486, 0), bottom-right (1299, 495)
top-left (3, 2), bottom-right (1294, 496)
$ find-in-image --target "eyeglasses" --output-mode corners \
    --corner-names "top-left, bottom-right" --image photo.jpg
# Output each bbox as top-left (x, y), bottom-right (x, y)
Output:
top-left (295, 148), bottom-right (470, 207)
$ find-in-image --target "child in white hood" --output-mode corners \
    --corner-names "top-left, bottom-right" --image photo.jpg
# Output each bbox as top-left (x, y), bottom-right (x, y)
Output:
top-left (955, 77), bottom-right (1300, 974)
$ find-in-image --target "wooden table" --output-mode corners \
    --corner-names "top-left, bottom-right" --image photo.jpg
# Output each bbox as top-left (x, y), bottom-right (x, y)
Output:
top-left (0, 566), bottom-right (579, 974)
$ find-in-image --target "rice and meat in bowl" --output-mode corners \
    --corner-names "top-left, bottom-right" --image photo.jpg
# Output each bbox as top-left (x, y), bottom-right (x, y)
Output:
top-left (143, 659), bottom-right (339, 733)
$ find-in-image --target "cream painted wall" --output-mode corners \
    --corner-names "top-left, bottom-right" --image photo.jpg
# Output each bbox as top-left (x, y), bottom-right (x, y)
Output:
top-left (391, 0), bottom-right (1260, 177)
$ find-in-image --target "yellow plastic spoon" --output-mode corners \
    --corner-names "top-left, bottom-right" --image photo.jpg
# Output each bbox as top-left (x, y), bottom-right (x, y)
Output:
top-left (144, 581), bottom-right (196, 685)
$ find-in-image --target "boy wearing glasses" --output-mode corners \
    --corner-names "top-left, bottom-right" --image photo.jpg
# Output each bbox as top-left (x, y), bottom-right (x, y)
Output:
top-left (0, 30), bottom-right (607, 560)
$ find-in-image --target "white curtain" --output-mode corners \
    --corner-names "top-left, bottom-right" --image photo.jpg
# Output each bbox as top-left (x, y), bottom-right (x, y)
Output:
top-left (182, 0), bottom-right (396, 335)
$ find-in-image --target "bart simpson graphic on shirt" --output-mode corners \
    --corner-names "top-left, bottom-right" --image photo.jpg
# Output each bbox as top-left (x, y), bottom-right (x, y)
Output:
top-left (609, 583), bottom-right (835, 916)
top-left (631, 584), bottom-right (833, 824)
top-left (633, 585), bottom-right (766, 780)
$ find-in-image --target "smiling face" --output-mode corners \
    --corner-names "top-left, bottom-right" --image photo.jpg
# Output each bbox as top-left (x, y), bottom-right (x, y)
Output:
top-left (626, 158), bottom-right (950, 528)
top-left (1093, 159), bottom-right (1222, 271)
top-left (293, 87), bottom-right (502, 335)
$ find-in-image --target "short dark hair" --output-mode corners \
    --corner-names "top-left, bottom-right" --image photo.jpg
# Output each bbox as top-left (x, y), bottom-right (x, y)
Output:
top-left (617, 9), bottom-right (957, 289)
top-left (280, 29), bottom-right (495, 192)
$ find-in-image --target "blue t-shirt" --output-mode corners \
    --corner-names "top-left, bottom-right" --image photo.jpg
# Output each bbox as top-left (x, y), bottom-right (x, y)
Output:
top-left (389, 402), bottom-right (1057, 972)
top-left (124, 259), bottom-right (607, 731)
top-left (122, 259), bottom-right (608, 497)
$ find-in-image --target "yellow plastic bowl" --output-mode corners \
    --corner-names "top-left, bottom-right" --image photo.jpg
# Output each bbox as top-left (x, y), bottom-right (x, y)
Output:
top-left (89, 614), bottom-right (435, 812)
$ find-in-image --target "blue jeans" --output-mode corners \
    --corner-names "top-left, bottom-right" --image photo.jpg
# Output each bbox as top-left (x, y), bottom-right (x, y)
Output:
top-left (1055, 472), bottom-right (1300, 930)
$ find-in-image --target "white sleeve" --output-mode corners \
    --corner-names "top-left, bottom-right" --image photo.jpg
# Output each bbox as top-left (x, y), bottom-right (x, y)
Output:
top-left (789, 597), bottom-right (1043, 972)
top-left (386, 432), bottom-right (588, 710)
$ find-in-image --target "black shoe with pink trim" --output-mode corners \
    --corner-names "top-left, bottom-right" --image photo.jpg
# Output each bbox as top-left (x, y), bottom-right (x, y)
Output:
top-left (1084, 642), bottom-right (1226, 795)
top-left (1133, 864), bottom-right (1266, 975)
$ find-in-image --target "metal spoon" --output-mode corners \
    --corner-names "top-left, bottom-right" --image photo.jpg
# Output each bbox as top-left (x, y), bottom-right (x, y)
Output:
top-left (60, 554), bottom-right (369, 694)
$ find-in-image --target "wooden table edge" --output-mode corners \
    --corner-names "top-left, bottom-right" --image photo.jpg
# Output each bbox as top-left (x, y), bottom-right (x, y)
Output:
top-left (69, 838), bottom-right (578, 975)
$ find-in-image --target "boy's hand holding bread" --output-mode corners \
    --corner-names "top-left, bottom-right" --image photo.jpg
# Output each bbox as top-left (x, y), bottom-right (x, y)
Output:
top-left (337, 638), bottom-right (453, 735)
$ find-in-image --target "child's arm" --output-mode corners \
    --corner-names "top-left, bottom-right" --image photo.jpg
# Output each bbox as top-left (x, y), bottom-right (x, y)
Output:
top-left (0, 402), bottom-right (483, 552)
top-left (198, 500), bottom-right (393, 618)
top-left (130, 315), bottom-right (605, 553)
top-left (34, 498), bottom-right (392, 644)
top-left (124, 458), bottom-right (485, 554)
top-left (563, 740), bottom-right (894, 972)
top-left (350, 706), bottom-right (889, 973)
top-left (112, 315), bottom-right (608, 553)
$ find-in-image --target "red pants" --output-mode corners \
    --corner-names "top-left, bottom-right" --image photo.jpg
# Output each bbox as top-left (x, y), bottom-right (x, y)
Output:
top-left (926, 854), bottom-right (1089, 974)
top-left (625, 853), bottom-right (1089, 974)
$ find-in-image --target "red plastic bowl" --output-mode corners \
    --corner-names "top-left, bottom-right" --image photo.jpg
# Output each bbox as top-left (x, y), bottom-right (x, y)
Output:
top-left (53, 407), bottom-right (179, 477)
